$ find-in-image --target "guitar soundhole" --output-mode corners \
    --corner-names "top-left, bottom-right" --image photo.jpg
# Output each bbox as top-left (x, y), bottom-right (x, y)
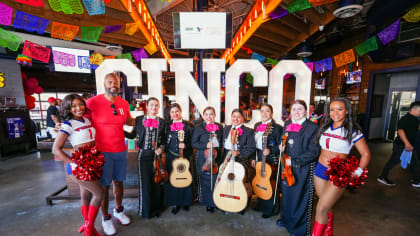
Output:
top-left (177, 164), bottom-right (186, 173)
top-left (228, 173), bottom-right (235, 180)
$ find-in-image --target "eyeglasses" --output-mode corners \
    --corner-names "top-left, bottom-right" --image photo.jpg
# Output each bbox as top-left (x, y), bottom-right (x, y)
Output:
top-left (111, 104), bottom-right (118, 116)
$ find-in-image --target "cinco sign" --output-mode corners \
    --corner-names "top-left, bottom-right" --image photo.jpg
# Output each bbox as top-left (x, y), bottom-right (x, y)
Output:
top-left (22, 41), bottom-right (51, 63)
top-left (13, 11), bottom-right (49, 34)
top-left (51, 22), bottom-right (80, 41)
top-left (14, 0), bottom-right (43, 7)
top-left (0, 2), bottom-right (13, 26)
top-left (334, 49), bottom-right (355, 68)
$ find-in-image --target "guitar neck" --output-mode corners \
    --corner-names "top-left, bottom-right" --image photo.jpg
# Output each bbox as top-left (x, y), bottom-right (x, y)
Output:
top-left (179, 141), bottom-right (184, 158)
top-left (261, 136), bottom-right (267, 172)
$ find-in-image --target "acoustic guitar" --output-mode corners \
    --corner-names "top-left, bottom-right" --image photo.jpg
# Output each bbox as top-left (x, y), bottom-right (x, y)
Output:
top-left (213, 129), bottom-right (248, 213)
top-left (252, 123), bottom-right (273, 200)
top-left (169, 130), bottom-right (193, 188)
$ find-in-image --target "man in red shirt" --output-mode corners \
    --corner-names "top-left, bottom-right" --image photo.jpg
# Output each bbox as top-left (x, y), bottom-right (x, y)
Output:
top-left (87, 72), bottom-right (135, 235)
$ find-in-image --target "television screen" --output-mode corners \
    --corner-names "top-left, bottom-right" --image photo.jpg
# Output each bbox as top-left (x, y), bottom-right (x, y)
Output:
top-left (173, 12), bottom-right (232, 49)
top-left (7, 117), bottom-right (25, 139)
top-left (346, 70), bottom-right (362, 84)
top-left (315, 77), bottom-right (326, 90)
top-left (52, 47), bottom-right (91, 73)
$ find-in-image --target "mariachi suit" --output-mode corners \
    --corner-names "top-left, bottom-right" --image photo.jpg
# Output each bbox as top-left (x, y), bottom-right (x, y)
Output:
top-left (191, 121), bottom-right (223, 208)
top-left (253, 120), bottom-right (283, 216)
top-left (281, 119), bottom-right (320, 236)
top-left (163, 120), bottom-right (194, 207)
top-left (125, 115), bottom-right (166, 219)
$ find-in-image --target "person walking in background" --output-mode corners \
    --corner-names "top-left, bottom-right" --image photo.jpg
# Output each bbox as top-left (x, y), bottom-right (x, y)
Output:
top-left (377, 101), bottom-right (420, 188)
top-left (46, 97), bottom-right (59, 139)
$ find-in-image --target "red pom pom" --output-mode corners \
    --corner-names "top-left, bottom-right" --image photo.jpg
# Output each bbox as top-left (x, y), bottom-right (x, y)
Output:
top-left (325, 156), bottom-right (368, 189)
top-left (71, 144), bottom-right (104, 181)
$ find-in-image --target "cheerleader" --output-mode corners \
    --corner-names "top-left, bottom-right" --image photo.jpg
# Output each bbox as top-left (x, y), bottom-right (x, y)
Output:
top-left (312, 97), bottom-right (370, 236)
top-left (52, 94), bottom-right (103, 236)
top-left (275, 100), bottom-right (320, 236)
top-left (163, 103), bottom-right (194, 214)
top-left (125, 97), bottom-right (166, 219)
top-left (191, 106), bottom-right (223, 212)
top-left (221, 109), bottom-right (256, 212)
top-left (252, 104), bottom-right (283, 218)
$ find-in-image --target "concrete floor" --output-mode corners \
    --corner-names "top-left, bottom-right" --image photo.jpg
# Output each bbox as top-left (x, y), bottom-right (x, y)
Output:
top-left (0, 141), bottom-right (419, 236)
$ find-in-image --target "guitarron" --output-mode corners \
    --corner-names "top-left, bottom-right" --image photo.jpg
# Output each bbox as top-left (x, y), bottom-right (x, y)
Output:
top-left (170, 130), bottom-right (193, 188)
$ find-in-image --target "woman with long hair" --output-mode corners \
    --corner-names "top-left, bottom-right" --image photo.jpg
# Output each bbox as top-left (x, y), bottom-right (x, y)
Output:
top-left (191, 106), bottom-right (223, 213)
top-left (125, 97), bottom-right (166, 219)
top-left (275, 100), bottom-right (320, 236)
top-left (252, 104), bottom-right (283, 218)
top-left (312, 97), bottom-right (370, 235)
top-left (52, 94), bottom-right (103, 236)
top-left (163, 103), bottom-right (194, 214)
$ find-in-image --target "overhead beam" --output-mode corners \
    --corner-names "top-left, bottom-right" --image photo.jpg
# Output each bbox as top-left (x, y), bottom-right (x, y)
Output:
top-left (254, 29), bottom-right (293, 48)
top-left (262, 21), bottom-right (301, 41)
top-left (275, 14), bottom-right (310, 35)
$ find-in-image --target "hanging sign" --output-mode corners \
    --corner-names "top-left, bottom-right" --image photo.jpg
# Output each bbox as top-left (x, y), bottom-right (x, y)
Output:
top-left (0, 2), bottom-right (13, 26)
top-left (82, 0), bottom-right (105, 15)
top-left (131, 48), bottom-right (148, 62)
top-left (314, 58), bottom-right (332, 72)
top-left (7, 117), bottom-right (25, 139)
top-left (377, 19), bottom-right (400, 45)
top-left (334, 49), bottom-right (355, 68)
top-left (13, 11), bottom-right (49, 34)
top-left (308, 0), bottom-right (338, 7)
top-left (81, 26), bottom-right (103, 42)
top-left (51, 22), bottom-right (80, 41)
top-left (104, 25), bottom-right (122, 33)
top-left (52, 47), bottom-right (91, 73)
top-left (0, 28), bottom-right (22, 52)
top-left (14, 0), bottom-right (43, 7)
top-left (286, 0), bottom-right (312, 14)
top-left (22, 41), bottom-right (51, 63)
top-left (355, 36), bottom-right (378, 56)
top-left (48, 0), bottom-right (84, 14)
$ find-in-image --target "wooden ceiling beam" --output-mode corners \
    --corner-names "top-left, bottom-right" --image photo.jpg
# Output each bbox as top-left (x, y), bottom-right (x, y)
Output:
top-left (275, 14), bottom-right (310, 35)
top-left (246, 38), bottom-right (286, 54)
top-left (297, 8), bottom-right (323, 26)
top-left (261, 21), bottom-right (301, 41)
top-left (254, 29), bottom-right (293, 48)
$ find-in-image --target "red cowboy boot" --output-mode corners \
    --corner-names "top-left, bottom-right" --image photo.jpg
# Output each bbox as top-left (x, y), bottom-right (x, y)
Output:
top-left (78, 205), bottom-right (89, 233)
top-left (312, 221), bottom-right (327, 236)
top-left (85, 205), bottom-right (103, 236)
top-left (324, 212), bottom-right (334, 236)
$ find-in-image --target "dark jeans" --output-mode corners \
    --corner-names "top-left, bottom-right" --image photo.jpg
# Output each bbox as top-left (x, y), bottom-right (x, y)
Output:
top-left (380, 143), bottom-right (420, 183)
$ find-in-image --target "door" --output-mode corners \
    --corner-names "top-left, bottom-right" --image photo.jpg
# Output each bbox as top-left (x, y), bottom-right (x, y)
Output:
top-left (386, 91), bottom-right (416, 140)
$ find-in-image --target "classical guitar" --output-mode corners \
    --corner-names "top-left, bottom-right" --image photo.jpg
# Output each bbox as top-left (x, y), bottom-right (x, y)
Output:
top-left (170, 130), bottom-right (193, 188)
top-left (252, 123), bottom-right (273, 200)
top-left (213, 128), bottom-right (248, 213)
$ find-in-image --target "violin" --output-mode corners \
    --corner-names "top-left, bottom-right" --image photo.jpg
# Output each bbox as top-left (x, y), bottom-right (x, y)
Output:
top-left (281, 134), bottom-right (295, 186)
top-left (202, 132), bottom-right (219, 175)
top-left (153, 141), bottom-right (169, 184)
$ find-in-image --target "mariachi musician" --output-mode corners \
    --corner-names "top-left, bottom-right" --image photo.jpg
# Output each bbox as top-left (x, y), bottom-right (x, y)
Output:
top-left (163, 103), bottom-right (194, 214)
top-left (191, 106), bottom-right (223, 213)
top-left (252, 104), bottom-right (283, 218)
top-left (125, 97), bottom-right (166, 219)
top-left (276, 100), bottom-right (320, 236)
top-left (221, 109), bottom-right (256, 212)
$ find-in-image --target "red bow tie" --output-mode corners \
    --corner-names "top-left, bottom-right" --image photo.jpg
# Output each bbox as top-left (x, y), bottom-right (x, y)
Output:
top-left (144, 118), bottom-right (158, 128)
top-left (206, 123), bottom-right (219, 132)
top-left (170, 122), bottom-right (184, 131)
top-left (285, 123), bottom-right (302, 132)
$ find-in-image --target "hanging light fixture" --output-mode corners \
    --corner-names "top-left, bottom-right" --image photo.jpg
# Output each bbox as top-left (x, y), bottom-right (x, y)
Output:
top-left (333, 0), bottom-right (363, 18)
top-left (296, 43), bottom-right (312, 57)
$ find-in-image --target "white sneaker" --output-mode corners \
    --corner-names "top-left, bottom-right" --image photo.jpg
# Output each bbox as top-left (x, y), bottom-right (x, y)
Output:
top-left (412, 182), bottom-right (420, 188)
top-left (113, 208), bottom-right (131, 225)
top-left (102, 217), bottom-right (116, 235)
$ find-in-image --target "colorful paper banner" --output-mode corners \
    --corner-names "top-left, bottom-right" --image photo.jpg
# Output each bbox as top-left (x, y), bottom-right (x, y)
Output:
top-left (269, 7), bottom-right (289, 20)
top-left (81, 26), bottom-right (103, 42)
top-left (266, 58), bottom-right (279, 66)
top-left (403, 4), bottom-right (420, 23)
top-left (241, 46), bottom-right (253, 54)
top-left (116, 52), bottom-right (133, 62)
top-left (314, 58), bottom-right (332, 73)
top-left (14, 0), bottom-right (43, 7)
top-left (82, 0), bottom-right (105, 16)
top-left (53, 50), bottom-right (76, 67)
top-left (334, 49), bottom-right (355, 68)
top-left (48, 0), bottom-right (84, 15)
top-left (284, 62), bottom-right (313, 80)
top-left (51, 22), bottom-right (80, 41)
top-left (0, 28), bottom-right (23, 51)
top-left (104, 25), bottom-right (122, 33)
top-left (355, 36), bottom-right (378, 56)
top-left (13, 11), bottom-right (49, 34)
top-left (0, 2), bottom-right (13, 26)
top-left (251, 52), bottom-right (266, 63)
top-left (308, 0), bottom-right (338, 7)
top-left (377, 19), bottom-right (400, 45)
top-left (22, 40), bottom-right (51, 63)
top-left (144, 41), bottom-right (158, 55)
top-left (52, 47), bottom-right (90, 73)
top-left (131, 48), bottom-right (148, 61)
top-left (125, 23), bottom-right (138, 36)
top-left (77, 56), bottom-right (91, 69)
top-left (286, 0), bottom-right (312, 14)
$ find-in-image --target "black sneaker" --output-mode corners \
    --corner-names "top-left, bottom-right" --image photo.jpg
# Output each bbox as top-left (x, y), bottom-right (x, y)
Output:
top-left (377, 177), bottom-right (396, 186)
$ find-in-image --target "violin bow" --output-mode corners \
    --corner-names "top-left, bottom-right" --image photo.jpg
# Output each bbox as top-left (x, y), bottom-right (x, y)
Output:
top-left (273, 133), bottom-right (286, 206)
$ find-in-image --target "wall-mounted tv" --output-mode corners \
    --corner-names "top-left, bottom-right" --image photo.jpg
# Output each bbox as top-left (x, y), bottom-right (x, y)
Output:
top-left (173, 12), bottom-right (232, 49)
top-left (346, 70), bottom-right (362, 84)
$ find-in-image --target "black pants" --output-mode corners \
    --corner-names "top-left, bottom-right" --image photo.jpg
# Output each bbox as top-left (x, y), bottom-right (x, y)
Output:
top-left (380, 143), bottom-right (420, 183)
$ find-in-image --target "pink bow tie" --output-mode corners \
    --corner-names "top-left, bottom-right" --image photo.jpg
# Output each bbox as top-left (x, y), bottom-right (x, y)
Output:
top-left (170, 122), bottom-right (184, 131)
top-left (256, 124), bottom-right (266, 132)
top-left (286, 123), bottom-right (302, 132)
top-left (144, 118), bottom-right (158, 128)
top-left (236, 127), bottom-right (243, 136)
top-left (206, 123), bottom-right (219, 132)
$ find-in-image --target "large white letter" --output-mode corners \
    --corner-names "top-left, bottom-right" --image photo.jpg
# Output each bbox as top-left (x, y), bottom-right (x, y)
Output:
top-left (171, 59), bottom-right (224, 122)
top-left (141, 58), bottom-right (167, 117)
top-left (95, 59), bottom-right (141, 95)
top-left (268, 60), bottom-right (312, 125)
top-left (203, 59), bottom-right (225, 122)
top-left (225, 59), bottom-right (267, 125)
